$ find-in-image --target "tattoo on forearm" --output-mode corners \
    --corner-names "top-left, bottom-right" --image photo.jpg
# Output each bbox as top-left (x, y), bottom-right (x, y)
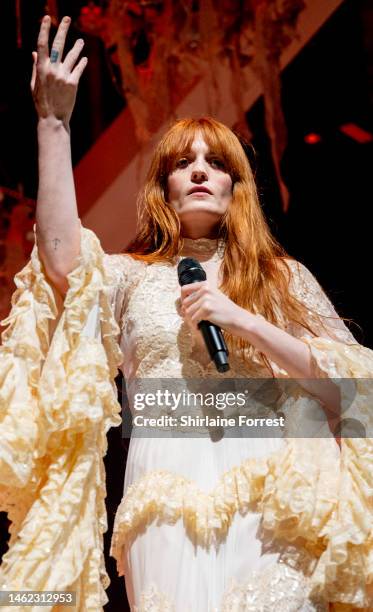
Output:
top-left (52, 238), bottom-right (61, 250)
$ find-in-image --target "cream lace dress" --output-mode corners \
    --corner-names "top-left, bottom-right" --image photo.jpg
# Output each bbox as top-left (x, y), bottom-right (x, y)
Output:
top-left (0, 225), bottom-right (372, 611)
top-left (102, 236), bottom-right (365, 612)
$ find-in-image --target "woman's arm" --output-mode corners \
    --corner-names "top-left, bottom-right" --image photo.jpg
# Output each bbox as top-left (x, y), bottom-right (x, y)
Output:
top-left (180, 278), bottom-right (344, 419)
top-left (31, 15), bottom-right (87, 296)
top-left (232, 312), bottom-right (342, 415)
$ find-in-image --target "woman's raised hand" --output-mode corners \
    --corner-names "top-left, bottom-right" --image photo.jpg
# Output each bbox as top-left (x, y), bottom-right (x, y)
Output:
top-left (30, 15), bottom-right (87, 129)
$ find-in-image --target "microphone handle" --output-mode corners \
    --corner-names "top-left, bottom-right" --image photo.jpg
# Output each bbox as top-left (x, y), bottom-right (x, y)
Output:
top-left (198, 320), bottom-right (230, 373)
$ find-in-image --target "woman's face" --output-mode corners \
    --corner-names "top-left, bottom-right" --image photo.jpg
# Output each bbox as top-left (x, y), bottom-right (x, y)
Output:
top-left (166, 133), bottom-right (233, 238)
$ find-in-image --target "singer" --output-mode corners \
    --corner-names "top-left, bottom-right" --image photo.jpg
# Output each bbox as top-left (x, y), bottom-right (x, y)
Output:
top-left (1, 14), bottom-right (373, 612)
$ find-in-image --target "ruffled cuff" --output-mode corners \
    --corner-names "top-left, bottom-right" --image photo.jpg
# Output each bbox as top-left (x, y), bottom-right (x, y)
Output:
top-left (300, 336), bottom-right (373, 608)
top-left (0, 222), bottom-right (123, 610)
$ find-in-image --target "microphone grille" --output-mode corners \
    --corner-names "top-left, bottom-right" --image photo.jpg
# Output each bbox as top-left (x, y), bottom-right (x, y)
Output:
top-left (177, 257), bottom-right (206, 286)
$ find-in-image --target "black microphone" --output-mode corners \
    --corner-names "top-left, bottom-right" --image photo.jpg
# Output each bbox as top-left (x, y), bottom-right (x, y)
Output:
top-left (177, 257), bottom-right (230, 373)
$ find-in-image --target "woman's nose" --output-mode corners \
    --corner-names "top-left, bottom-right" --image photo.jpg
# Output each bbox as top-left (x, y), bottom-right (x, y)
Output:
top-left (191, 168), bottom-right (208, 182)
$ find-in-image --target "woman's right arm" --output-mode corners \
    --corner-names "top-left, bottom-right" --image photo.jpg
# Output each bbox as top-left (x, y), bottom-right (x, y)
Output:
top-left (31, 15), bottom-right (88, 296)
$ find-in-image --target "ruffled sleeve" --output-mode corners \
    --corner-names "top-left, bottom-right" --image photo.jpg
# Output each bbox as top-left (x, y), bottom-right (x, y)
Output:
top-left (283, 259), bottom-right (373, 608)
top-left (0, 221), bottom-right (128, 610)
top-left (102, 254), bottom-right (130, 344)
top-left (285, 259), bottom-right (358, 345)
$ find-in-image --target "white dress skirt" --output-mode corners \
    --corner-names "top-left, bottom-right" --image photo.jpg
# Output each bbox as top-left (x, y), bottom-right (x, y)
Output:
top-left (119, 435), bottom-right (328, 612)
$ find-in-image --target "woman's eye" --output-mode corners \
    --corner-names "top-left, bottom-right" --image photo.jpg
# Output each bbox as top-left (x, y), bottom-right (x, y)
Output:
top-left (174, 156), bottom-right (225, 170)
top-left (210, 158), bottom-right (225, 169)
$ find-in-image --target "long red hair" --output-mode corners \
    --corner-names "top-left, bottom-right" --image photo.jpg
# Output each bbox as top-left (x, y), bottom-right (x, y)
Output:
top-left (125, 117), bottom-right (356, 374)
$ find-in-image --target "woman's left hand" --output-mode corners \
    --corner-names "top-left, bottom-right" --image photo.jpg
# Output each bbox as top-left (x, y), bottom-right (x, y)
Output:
top-left (180, 280), bottom-right (251, 336)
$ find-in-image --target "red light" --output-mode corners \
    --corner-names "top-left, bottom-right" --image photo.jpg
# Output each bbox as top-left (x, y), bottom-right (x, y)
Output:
top-left (304, 132), bottom-right (322, 144)
top-left (339, 123), bottom-right (373, 144)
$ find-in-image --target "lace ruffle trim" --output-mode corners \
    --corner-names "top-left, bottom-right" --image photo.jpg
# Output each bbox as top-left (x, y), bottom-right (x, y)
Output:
top-left (110, 436), bottom-right (338, 565)
top-left (301, 336), bottom-right (373, 609)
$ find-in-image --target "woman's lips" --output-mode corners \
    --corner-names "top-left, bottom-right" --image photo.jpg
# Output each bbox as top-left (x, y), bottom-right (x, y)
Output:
top-left (188, 190), bottom-right (211, 196)
top-left (187, 187), bottom-right (213, 195)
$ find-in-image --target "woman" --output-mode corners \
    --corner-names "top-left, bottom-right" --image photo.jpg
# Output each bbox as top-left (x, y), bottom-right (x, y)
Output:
top-left (0, 14), bottom-right (372, 612)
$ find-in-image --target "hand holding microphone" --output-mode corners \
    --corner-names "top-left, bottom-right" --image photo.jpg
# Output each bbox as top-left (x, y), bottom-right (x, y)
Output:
top-left (177, 257), bottom-right (230, 373)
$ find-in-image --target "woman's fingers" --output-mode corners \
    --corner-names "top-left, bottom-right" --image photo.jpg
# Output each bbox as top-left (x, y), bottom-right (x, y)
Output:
top-left (36, 15), bottom-right (51, 66)
top-left (30, 52), bottom-right (37, 91)
top-left (70, 56), bottom-right (88, 84)
top-left (31, 14), bottom-right (86, 125)
top-left (50, 16), bottom-right (71, 65)
top-left (63, 38), bottom-right (85, 73)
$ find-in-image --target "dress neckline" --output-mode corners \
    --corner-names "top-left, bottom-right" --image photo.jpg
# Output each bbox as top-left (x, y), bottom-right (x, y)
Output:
top-left (179, 236), bottom-right (225, 262)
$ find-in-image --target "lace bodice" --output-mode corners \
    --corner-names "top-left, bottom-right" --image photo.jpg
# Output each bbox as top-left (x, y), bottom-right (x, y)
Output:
top-left (102, 240), bottom-right (357, 383)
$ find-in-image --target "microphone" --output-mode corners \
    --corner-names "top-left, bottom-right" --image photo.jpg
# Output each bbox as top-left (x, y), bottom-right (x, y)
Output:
top-left (177, 257), bottom-right (230, 373)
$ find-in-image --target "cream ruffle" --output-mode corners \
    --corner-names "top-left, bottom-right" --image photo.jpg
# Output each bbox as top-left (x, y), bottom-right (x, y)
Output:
top-left (0, 221), bottom-right (123, 610)
top-left (110, 437), bottom-right (339, 568)
top-left (302, 336), bottom-right (373, 610)
top-left (111, 335), bottom-right (373, 609)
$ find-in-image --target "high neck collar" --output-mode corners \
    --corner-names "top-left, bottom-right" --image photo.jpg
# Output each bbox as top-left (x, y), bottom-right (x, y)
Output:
top-left (180, 236), bottom-right (225, 261)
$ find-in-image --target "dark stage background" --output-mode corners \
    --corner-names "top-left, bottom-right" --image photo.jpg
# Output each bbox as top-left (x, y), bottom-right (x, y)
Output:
top-left (0, 1), bottom-right (372, 610)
